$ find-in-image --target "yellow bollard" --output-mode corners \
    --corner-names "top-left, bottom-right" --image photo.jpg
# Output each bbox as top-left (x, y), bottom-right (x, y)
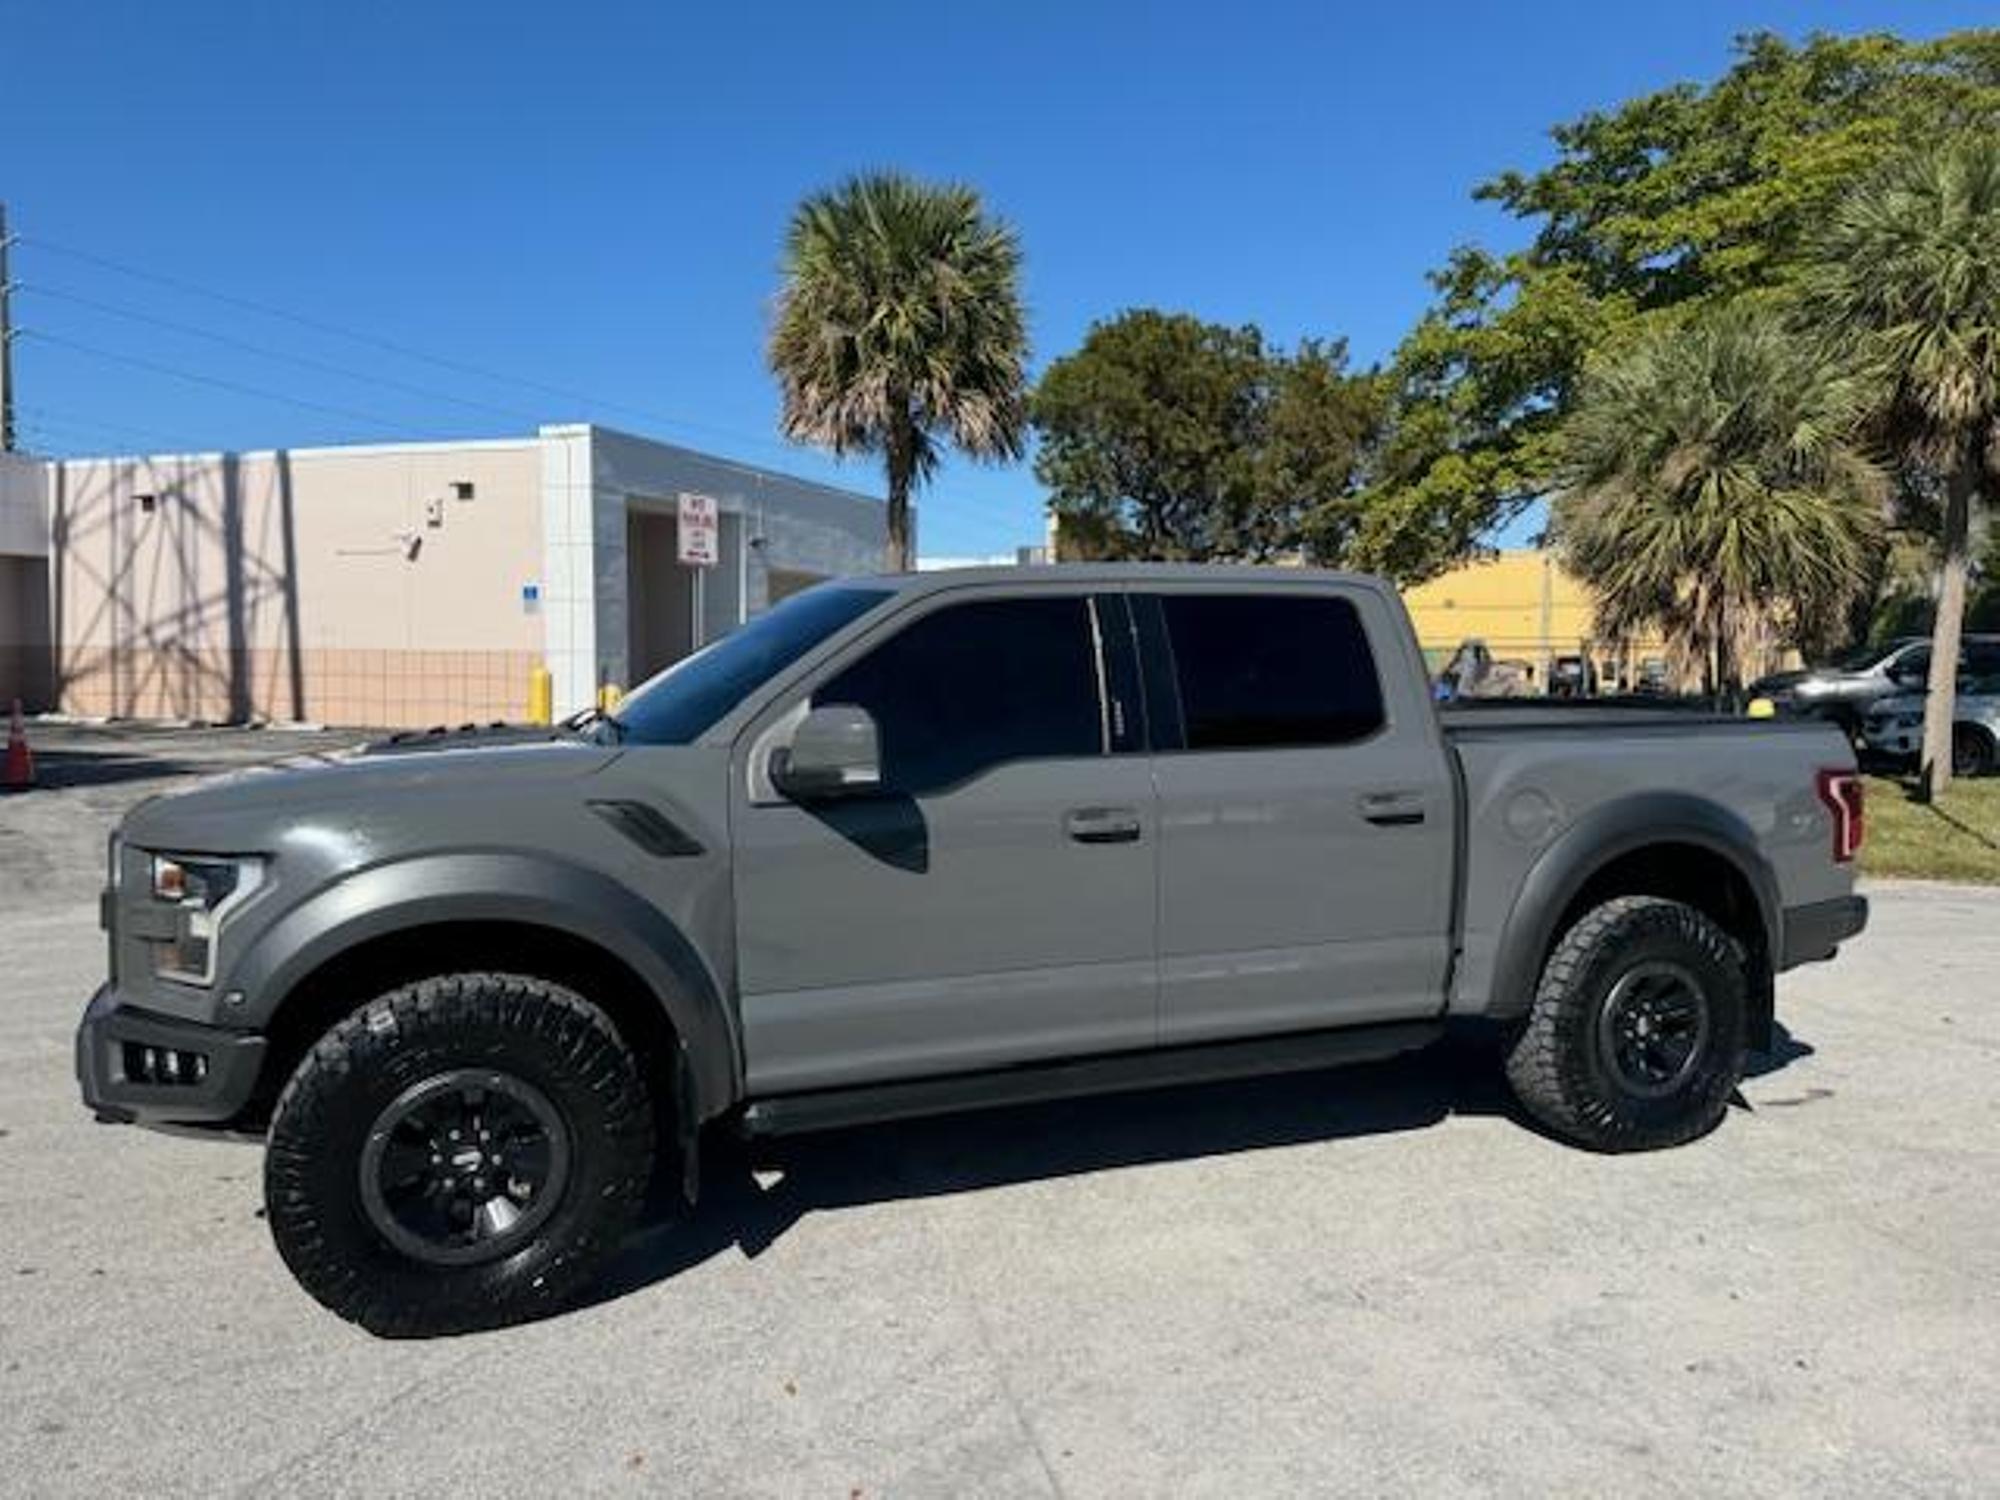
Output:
top-left (528, 665), bottom-right (553, 726)
top-left (1746, 697), bottom-right (1776, 720)
top-left (597, 682), bottom-right (624, 713)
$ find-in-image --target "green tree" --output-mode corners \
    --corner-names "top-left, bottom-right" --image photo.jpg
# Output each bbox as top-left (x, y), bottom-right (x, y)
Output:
top-left (1808, 136), bottom-right (2000, 795)
top-left (1032, 310), bottom-right (1380, 561)
top-left (1555, 311), bottom-right (1883, 697)
top-left (768, 172), bottom-right (1029, 571)
top-left (1358, 29), bottom-right (2000, 584)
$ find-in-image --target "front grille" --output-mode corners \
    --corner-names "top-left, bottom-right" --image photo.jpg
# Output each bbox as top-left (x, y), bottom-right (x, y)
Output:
top-left (122, 1043), bottom-right (209, 1087)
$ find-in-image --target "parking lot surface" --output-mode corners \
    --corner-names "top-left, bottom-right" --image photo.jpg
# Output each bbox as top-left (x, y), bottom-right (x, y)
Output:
top-left (3, 728), bottom-right (1997, 1497)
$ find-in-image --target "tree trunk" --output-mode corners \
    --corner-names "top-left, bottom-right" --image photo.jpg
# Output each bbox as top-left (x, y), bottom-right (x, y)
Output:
top-left (1918, 459), bottom-right (1976, 801)
top-left (1714, 616), bottom-right (1738, 709)
top-left (883, 423), bottom-right (915, 573)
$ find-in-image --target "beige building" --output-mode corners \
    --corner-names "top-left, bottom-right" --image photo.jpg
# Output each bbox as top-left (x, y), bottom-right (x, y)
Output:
top-left (0, 450), bottom-right (53, 709)
top-left (0, 425), bottom-right (886, 728)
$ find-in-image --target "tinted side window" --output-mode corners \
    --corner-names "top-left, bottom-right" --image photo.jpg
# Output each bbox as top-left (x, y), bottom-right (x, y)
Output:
top-left (1963, 642), bottom-right (2000, 676)
top-left (1159, 593), bottom-right (1385, 750)
top-left (814, 597), bottom-right (1103, 794)
top-left (1891, 647), bottom-right (1931, 681)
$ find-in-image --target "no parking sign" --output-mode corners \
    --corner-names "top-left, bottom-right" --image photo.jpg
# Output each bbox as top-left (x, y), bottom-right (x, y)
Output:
top-left (677, 492), bottom-right (719, 567)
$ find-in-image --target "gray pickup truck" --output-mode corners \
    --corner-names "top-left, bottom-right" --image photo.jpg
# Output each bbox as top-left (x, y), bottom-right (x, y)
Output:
top-left (77, 566), bottom-right (1868, 1334)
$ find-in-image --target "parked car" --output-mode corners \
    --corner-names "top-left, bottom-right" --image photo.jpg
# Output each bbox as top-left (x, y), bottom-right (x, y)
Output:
top-left (1633, 657), bottom-right (1674, 696)
top-left (1549, 654), bottom-right (1599, 698)
top-left (1860, 673), bottom-right (2000, 777)
top-left (78, 565), bottom-right (1868, 1335)
top-left (1750, 635), bottom-right (2000, 739)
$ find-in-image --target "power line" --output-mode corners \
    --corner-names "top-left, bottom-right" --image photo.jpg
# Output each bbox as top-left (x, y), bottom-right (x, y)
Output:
top-left (17, 328), bottom-right (433, 435)
top-left (15, 231), bottom-right (1045, 535)
top-left (19, 232), bottom-right (815, 453)
top-left (16, 282), bottom-right (546, 427)
top-left (15, 401), bottom-right (205, 450)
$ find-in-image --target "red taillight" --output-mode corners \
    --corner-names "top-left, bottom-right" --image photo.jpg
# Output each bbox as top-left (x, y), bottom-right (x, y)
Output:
top-left (1816, 769), bottom-right (1865, 863)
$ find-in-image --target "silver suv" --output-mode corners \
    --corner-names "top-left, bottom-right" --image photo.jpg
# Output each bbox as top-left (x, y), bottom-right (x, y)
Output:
top-left (1752, 635), bottom-right (2000, 739)
top-left (1861, 673), bottom-right (2000, 777)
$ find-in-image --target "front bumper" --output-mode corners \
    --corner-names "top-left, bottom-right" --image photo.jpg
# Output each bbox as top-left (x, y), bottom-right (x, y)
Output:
top-left (1779, 895), bottom-right (1869, 970)
top-left (75, 985), bottom-right (267, 1127)
top-left (1861, 723), bottom-right (1920, 759)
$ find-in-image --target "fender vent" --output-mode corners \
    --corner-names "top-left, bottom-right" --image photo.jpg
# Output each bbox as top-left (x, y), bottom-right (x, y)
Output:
top-left (588, 800), bottom-right (705, 858)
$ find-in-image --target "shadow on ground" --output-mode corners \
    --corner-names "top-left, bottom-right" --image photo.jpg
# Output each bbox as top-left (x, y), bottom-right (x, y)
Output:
top-left (570, 1024), bottom-right (1814, 1324)
top-left (7, 750), bottom-right (213, 791)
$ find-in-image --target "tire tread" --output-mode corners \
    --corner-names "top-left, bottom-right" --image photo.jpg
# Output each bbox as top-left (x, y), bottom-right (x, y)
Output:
top-left (1505, 895), bottom-right (1746, 1153)
top-left (265, 972), bottom-right (654, 1336)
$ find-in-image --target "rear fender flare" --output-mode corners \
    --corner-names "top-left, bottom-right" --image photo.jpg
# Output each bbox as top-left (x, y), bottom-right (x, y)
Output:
top-left (1486, 794), bottom-right (1781, 1023)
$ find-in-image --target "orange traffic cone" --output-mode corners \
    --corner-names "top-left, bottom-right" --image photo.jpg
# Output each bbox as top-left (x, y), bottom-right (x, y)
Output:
top-left (3, 699), bottom-right (34, 790)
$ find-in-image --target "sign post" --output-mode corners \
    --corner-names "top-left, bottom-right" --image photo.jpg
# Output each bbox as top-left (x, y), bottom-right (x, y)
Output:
top-left (677, 493), bottom-right (719, 649)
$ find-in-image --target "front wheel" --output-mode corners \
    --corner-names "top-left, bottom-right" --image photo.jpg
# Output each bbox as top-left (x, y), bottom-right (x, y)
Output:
top-left (1953, 725), bottom-right (1995, 778)
top-left (1504, 896), bottom-right (1748, 1152)
top-left (264, 973), bottom-right (655, 1336)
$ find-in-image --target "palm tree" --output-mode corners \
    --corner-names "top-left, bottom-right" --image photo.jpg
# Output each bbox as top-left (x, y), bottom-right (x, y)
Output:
top-left (1555, 311), bottom-right (1884, 697)
top-left (768, 172), bottom-right (1029, 571)
top-left (1808, 137), bottom-right (2000, 797)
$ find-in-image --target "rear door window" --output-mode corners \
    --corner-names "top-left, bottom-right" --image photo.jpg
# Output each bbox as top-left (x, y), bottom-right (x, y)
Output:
top-left (1153, 593), bottom-right (1386, 750)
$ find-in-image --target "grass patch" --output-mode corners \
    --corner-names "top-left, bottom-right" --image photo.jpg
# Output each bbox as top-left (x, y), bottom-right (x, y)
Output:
top-left (1860, 775), bottom-right (2000, 884)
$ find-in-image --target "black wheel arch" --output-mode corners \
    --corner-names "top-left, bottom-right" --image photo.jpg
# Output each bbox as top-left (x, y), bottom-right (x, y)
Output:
top-left (1488, 794), bottom-right (1781, 1046)
top-left (231, 852), bottom-right (740, 1132)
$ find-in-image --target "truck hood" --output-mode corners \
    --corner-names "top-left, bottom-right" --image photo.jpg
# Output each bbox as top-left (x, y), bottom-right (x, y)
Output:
top-left (119, 734), bottom-right (622, 855)
top-left (1748, 669), bottom-right (1813, 696)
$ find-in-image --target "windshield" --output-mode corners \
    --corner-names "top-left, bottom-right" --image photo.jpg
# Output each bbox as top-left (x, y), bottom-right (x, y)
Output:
top-left (1829, 641), bottom-right (1901, 670)
top-left (609, 582), bottom-right (893, 745)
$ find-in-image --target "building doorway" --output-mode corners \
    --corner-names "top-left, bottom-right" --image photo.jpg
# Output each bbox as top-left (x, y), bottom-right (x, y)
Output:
top-left (627, 508), bottom-right (698, 683)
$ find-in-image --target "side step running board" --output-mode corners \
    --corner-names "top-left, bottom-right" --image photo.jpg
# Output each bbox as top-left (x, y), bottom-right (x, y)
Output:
top-left (740, 1021), bottom-right (1443, 1137)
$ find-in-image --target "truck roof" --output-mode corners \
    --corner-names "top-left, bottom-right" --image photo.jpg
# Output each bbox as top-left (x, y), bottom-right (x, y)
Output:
top-left (888, 562), bottom-right (1390, 594)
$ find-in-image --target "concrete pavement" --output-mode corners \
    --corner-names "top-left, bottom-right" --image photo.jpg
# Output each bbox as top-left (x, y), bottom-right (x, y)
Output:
top-left (2, 736), bottom-right (1995, 1496)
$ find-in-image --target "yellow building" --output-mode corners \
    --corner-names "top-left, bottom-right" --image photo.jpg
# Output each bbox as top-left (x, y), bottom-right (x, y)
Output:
top-left (1399, 548), bottom-right (1670, 691)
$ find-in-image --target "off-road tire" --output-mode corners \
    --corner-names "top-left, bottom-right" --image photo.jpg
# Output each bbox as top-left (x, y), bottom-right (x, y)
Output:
top-left (1504, 896), bottom-right (1748, 1152)
top-left (265, 973), bottom-right (654, 1336)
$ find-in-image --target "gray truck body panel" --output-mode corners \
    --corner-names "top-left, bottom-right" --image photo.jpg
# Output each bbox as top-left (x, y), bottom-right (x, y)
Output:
top-left (77, 564), bottom-right (1866, 1132)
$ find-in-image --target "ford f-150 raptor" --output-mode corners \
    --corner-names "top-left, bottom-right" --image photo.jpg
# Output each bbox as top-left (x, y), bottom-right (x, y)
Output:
top-left (77, 566), bottom-right (1869, 1333)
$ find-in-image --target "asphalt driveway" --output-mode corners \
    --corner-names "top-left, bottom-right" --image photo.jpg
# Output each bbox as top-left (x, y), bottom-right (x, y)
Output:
top-left (2, 731), bottom-right (1995, 1497)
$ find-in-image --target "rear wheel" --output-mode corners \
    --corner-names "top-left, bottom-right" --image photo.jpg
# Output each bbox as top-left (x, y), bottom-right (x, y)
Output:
top-left (1504, 896), bottom-right (1748, 1152)
top-left (264, 973), bottom-right (654, 1336)
top-left (1953, 725), bottom-right (1995, 778)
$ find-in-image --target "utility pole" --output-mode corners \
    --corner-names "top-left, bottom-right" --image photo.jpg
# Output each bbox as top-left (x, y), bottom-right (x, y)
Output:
top-left (0, 201), bottom-right (14, 451)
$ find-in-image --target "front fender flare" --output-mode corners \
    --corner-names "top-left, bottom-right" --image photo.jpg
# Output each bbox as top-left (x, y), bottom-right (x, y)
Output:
top-left (230, 851), bottom-right (739, 1120)
top-left (1485, 793), bottom-right (1781, 1022)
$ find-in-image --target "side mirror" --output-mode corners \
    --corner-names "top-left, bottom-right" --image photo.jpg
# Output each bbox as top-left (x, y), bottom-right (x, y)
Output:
top-left (770, 703), bottom-right (883, 800)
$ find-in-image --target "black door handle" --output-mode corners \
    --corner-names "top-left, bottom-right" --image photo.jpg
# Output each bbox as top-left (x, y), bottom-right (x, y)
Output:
top-left (1064, 806), bottom-right (1143, 844)
top-left (1364, 809), bottom-right (1427, 828)
top-left (1358, 790), bottom-right (1428, 828)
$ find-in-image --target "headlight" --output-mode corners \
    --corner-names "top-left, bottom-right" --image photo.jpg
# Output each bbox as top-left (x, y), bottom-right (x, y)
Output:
top-left (148, 854), bottom-right (263, 985)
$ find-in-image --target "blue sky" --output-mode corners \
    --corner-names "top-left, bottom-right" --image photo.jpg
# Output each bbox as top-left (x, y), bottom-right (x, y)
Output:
top-left (3, 0), bottom-right (1989, 557)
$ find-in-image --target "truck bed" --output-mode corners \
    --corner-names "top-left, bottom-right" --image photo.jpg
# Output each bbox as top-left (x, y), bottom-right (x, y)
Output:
top-left (1439, 700), bottom-right (1823, 736)
top-left (1438, 698), bottom-right (1857, 1020)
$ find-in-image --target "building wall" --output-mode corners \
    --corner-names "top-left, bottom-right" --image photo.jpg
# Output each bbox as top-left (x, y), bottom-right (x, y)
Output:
top-left (49, 441), bottom-right (543, 726)
top-left (1400, 549), bottom-right (1670, 685)
top-left (33, 427), bottom-right (886, 727)
top-left (1, 451), bottom-right (53, 708)
top-left (569, 424), bottom-right (886, 714)
top-left (0, 450), bottom-right (48, 558)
